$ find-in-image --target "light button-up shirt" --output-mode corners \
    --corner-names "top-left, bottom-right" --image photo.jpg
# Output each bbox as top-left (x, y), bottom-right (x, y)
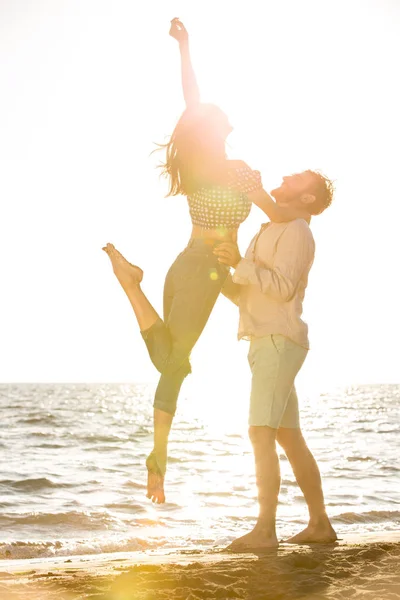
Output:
top-left (223, 219), bottom-right (315, 349)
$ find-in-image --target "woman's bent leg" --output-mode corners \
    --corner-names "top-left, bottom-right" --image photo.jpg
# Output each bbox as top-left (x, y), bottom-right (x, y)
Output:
top-left (104, 243), bottom-right (182, 372)
top-left (103, 243), bottom-right (160, 331)
top-left (104, 242), bottom-right (228, 504)
top-left (147, 250), bottom-right (228, 500)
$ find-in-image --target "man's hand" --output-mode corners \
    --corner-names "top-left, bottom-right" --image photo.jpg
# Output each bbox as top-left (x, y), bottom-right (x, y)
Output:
top-left (213, 242), bottom-right (242, 268)
top-left (169, 18), bottom-right (189, 43)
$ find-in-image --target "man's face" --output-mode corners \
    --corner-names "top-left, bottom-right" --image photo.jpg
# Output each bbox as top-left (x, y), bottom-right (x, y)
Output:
top-left (271, 171), bottom-right (316, 206)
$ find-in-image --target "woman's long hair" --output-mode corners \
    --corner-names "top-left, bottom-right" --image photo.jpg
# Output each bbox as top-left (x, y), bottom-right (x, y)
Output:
top-left (157, 104), bottom-right (230, 197)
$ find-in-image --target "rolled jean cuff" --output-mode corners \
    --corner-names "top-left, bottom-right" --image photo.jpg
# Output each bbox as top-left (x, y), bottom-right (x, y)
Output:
top-left (153, 362), bottom-right (191, 416)
top-left (153, 398), bottom-right (177, 416)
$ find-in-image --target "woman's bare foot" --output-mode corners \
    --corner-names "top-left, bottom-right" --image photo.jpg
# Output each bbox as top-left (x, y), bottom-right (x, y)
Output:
top-left (285, 520), bottom-right (337, 544)
top-left (102, 243), bottom-right (143, 290)
top-left (146, 452), bottom-right (165, 504)
top-left (227, 526), bottom-right (279, 552)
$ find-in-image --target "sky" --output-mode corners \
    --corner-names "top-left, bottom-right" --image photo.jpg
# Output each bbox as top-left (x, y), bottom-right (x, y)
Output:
top-left (1, 0), bottom-right (399, 391)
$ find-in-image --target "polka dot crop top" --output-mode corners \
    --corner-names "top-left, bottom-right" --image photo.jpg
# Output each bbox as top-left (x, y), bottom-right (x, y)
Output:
top-left (187, 164), bottom-right (263, 230)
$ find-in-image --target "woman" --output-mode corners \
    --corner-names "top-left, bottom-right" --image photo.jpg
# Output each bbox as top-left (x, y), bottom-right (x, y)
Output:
top-left (103, 18), bottom-right (309, 504)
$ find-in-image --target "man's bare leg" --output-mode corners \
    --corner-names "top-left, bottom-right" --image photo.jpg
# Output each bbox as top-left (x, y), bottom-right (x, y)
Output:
top-left (228, 426), bottom-right (279, 551)
top-left (277, 427), bottom-right (337, 543)
top-left (103, 243), bottom-right (171, 503)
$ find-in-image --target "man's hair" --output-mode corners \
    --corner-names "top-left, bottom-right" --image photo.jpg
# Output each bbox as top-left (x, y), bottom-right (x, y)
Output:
top-left (306, 170), bottom-right (335, 215)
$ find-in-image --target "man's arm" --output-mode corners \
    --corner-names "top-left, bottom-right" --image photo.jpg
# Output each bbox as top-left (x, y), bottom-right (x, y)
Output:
top-left (233, 222), bottom-right (315, 302)
top-left (169, 18), bottom-right (200, 108)
top-left (214, 223), bottom-right (315, 303)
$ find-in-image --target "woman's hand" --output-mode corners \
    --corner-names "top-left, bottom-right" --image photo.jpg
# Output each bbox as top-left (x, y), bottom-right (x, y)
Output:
top-left (170, 17), bottom-right (199, 107)
top-left (213, 243), bottom-right (242, 268)
top-left (169, 18), bottom-right (189, 43)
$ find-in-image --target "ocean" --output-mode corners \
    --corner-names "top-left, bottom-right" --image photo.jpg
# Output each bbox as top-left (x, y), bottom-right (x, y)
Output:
top-left (0, 383), bottom-right (399, 560)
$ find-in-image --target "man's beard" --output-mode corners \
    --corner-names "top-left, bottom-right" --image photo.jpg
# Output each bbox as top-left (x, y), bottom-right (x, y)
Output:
top-left (271, 187), bottom-right (299, 206)
top-left (271, 186), bottom-right (285, 203)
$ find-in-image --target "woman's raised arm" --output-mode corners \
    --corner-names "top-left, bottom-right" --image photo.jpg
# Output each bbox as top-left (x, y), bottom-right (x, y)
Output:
top-left (169, 18), bottom-right (200, 108)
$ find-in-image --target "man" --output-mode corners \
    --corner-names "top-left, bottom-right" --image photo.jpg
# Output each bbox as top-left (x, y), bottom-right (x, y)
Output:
top-left (214, 170), bottom-right (337, 549)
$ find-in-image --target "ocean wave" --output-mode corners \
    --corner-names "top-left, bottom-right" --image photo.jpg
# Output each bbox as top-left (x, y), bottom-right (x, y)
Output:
top-left (347, 456), bottom-right (374, 462)
top-left (0, 478), bottom-right (73, 492)
top-left (34, 443), bottom-right (69, 449)
top-left (87, 445), bottom-right (121, 452)
top-left (123, 479), bottom-right (147, 489)
top-left (378, 429), bottom-right (399, 434)
top-left (78, 434), bottom-right (130, 444)
top-left (0, 510), bottom-right (121, 529)
top-left (19, 414), bottom-right (58, 425)
top-left (281, 479), bottom-right (297, 487)
top-left (105, 502), bottom-right (147, 513)
top-left (333, 510), bottom-right (400, 524)
top-left (0, 536), bottom-right (165, 560)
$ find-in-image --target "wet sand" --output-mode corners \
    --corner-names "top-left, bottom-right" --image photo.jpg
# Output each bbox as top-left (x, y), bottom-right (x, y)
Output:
top-left (1, 533), bottom-right (399, 600)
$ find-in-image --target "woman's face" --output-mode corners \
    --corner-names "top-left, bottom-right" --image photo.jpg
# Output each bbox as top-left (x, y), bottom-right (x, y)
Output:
top-left (211, 109), bottom-right (233, 141)
top-left (178, 105), bottom-right (232, 155)
top-left (194, 105), bottom-right (233, 142)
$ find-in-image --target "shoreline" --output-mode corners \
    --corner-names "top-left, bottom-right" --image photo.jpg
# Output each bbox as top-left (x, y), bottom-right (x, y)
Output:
top-left (1, 532), bottom-right (399, 599)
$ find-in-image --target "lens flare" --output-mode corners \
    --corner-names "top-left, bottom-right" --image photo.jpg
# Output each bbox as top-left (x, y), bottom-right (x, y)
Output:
top-left (209, 269), bottom-right (219, 281)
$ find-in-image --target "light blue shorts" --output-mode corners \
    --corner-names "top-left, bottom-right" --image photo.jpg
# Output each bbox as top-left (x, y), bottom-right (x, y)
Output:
top-left (248, 334), bottom-right (308, 428)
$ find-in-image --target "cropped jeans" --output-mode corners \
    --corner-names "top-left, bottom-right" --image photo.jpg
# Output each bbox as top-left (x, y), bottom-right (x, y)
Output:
top-left (141, 239), bottom-right (229, 416)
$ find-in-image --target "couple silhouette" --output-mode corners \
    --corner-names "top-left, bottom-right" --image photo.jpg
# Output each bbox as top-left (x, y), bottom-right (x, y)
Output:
top-left (103, 18), bottom-right (336, 551)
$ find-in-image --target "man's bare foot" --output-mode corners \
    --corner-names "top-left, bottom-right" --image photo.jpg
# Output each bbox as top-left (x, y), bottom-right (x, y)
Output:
top-left (285, 521), bottom-right (337, 544)
top-left (102, 243), bottom-right (143, 289)
top-left (227, 527), bottom-right (279, 552)
top-left (146, 452), bottom-right (165, 504)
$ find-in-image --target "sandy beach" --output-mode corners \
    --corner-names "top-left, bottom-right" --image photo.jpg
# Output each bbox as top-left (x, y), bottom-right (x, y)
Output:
top-left (1, 533), bottom-right (399, 600)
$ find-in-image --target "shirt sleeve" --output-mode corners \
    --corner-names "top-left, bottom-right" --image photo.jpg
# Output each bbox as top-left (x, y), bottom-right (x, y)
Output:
top-left (221, 273), bottom-right (241, 306)
top-left (232, 222), bottom-right (315, 302)
top-left (231, 165), bottom-right (263, 195)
